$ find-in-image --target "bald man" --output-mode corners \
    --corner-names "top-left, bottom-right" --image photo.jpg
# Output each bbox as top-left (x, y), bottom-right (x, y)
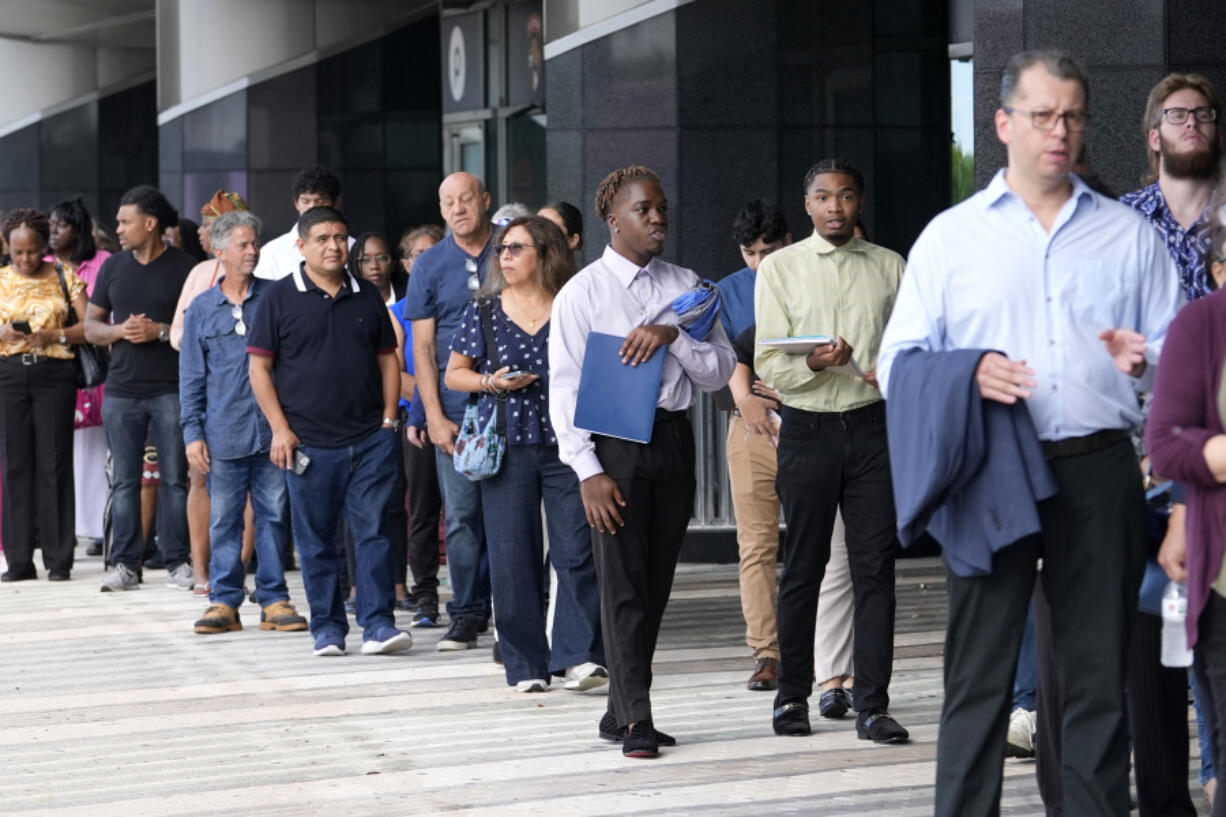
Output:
top-left (403, 172), bottom-right (495, 652)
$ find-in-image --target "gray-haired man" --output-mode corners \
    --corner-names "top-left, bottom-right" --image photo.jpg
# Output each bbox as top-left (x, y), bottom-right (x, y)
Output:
top-left (179, 211), bottom-right (306, 635)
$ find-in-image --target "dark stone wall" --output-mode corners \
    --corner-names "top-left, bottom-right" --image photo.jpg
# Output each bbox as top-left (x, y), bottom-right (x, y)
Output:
top-left (159, 15), bottom-right (443, 244)
top-left (546, 0), bottom-right (952, 278)
top-left (973, 0), bottom-right (1226, 197)
top-left (0, 80), bottom-right (158, 230)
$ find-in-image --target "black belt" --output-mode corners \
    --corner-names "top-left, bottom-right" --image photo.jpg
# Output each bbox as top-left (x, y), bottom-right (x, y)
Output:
top-left (1040, 429), bottom-right (1130, 460)
top-left (654, 408), bottom-right (688, 423)
top-left (0, 352), bottom-right (58, 366)
top-left (782, 401), bottom-right (884, 425)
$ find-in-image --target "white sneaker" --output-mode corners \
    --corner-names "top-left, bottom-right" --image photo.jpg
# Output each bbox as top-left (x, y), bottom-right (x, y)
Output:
top-left (360, 629), bottom-right (414, 655)
top-left (1006, 707), bottom-right (1037, 758)
top-left (516, 679), bottom-right (549, 693)
top-left (100, 563), bottom-right (139, 592)
top-left (562, 662), bottom-right (609, 691)
top-left (166, 563), bottom-right (194, 590)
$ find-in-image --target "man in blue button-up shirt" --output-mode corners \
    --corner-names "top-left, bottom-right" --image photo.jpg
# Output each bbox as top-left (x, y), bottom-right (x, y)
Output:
top-left (180, 210), bottom-right (306, 638)
top-left (879, 50), bottom-right (1181, 817)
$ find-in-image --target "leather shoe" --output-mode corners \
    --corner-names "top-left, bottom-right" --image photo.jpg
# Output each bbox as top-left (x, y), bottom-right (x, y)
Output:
top-left (48, 570), bottom-right (70, 582)
top-left (856, 710), bottom-right (909, 744)
top-left (772, 698), bottom-right (811, 736)
top-left (598, 711), bottom-right (676, 746)
top-left (1, 566), bottom-right (37, 582)
top-left (622, 721), bottom-right (659, 758)
top-left (747, 656), bottom-right (778, 691)
top-left (818, 687), bottom-right (852, 719)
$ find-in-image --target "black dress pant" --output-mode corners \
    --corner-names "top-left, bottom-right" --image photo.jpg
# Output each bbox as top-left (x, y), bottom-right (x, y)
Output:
top-left (592, 412), bottom-right (695, 728)
top-left (774, 402), bottom-right (897, 712)
top-left (935, 439), bottom-right (1146, 817)
top-left (404, 427), bottom-right (442, 604)
top-left (1192, 591), bottom-right (1226, 817)
top-left (0, 357), bottom-right (76, 574)
top-left (386, 407), bottom-right (410, 587)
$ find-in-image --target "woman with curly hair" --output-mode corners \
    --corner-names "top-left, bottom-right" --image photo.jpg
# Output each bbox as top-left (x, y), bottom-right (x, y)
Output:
top-left (0, 208), bottom-right (90, 581)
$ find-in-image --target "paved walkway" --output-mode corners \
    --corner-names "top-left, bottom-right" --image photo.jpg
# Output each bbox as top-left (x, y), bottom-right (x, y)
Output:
top-left (0, 551), bottom-right (1199, 816)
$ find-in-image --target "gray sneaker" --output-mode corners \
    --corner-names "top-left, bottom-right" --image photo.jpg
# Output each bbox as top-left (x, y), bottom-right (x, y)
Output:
top-left (166, 563), bottom-right (194, 590)
top-left (100, 564), bottom-right (140, 592)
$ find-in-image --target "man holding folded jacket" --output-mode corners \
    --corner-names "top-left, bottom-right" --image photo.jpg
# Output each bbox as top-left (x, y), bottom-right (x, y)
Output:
top-left (754, 158), bottom-right (909, 744)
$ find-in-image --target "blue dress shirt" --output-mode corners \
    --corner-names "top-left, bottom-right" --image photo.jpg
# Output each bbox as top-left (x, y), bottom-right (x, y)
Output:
top-left (879, 170), bottom-right (1182, 442)
top-left (716, 265), bottom-right (756, 341)
top-left (179, 277), bottom-right (272, 459)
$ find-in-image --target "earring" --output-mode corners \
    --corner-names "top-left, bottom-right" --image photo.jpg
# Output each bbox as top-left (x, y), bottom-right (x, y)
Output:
top-left (615, 227), bottom-right (621, 233)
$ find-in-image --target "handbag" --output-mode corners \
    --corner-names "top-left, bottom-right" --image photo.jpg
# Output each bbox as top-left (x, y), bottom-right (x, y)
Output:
top-left (453, 300), bottom-right (507, 481)
top-left (55, 263), bottom-right (109, 388)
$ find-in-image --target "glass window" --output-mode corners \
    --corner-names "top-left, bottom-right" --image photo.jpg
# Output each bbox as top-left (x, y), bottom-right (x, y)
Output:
top-left (950, 55), bottom-right (974, 202)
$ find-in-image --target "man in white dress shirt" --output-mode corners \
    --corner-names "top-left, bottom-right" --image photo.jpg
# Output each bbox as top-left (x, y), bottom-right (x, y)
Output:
top-left (253, 165), bottom-right (352, 281)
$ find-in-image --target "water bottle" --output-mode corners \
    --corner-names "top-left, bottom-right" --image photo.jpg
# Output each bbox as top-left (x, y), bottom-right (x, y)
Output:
top-left (1161, 581), bottom-right (1194, 668)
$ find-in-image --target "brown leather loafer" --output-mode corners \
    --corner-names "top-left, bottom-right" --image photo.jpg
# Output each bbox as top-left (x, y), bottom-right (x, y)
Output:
top-left (748, 656), bottom-right (779, 691)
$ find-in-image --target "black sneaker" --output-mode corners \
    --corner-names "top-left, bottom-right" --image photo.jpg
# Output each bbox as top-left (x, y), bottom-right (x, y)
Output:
top-left (411, 601), bottom-right (440, 628)
top-left (436, 617), bottom-right (479, 651)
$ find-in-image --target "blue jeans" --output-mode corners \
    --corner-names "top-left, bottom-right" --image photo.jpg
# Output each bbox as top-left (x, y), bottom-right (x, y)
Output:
top-left (101, 392), bottom-right (188, 570)
top-left (1192, 671), bottom-right (1216, 786)
top-left (286, 429), bottom-right (397, 640)
top-left (434, 447), bottom-right (491, 622)
top-left (480, 444), bottom-right (603, 684)
top-left (207, 453), bottom-right (289, 610)
top-left (1013, 600), bottom-right (1038, 711)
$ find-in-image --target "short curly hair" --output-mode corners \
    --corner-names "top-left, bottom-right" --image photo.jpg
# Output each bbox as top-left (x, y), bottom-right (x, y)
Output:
top-left (2, 207), bottom-right (50, 246)
top-left (593, 165), bottom-right (662, 223)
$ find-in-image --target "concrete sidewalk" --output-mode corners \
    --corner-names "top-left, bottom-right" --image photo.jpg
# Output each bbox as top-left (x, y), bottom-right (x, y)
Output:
top-left (0, 551), bottom-right (1179, 816)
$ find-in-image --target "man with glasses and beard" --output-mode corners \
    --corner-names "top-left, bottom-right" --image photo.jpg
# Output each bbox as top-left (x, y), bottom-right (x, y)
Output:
top-left (403, 172), bottom-right (495, 652)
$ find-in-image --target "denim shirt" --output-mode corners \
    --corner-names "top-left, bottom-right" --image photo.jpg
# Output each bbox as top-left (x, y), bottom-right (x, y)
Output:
top-left (179, 277), bottom-right (272, 459)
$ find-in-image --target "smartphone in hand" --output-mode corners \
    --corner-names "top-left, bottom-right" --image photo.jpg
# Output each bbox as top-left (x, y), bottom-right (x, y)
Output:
top-left (290, 448), bottom-right (311, 475)
top-left (12, 320), bottom-right (31, 334)
top-left (501, 371), bottom-right (526, 381)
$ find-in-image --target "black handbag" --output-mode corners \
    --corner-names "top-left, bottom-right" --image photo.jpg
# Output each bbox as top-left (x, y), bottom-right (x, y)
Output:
top-left (54, 263), bottom-right (109, 388)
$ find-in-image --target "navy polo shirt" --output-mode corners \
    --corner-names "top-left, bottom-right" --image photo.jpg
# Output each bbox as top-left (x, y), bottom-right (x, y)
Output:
top-left (246, 264), bottom-right (396, 448)
top-left (402, 232), bottom-right (493, 423)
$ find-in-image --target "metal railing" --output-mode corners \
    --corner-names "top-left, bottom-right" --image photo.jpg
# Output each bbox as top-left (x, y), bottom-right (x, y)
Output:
top-left (689, 394), bottom-right (735, 529)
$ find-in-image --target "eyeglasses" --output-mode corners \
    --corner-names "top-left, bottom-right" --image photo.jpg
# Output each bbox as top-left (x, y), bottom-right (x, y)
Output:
top-left (1003, 106), bottom-right (1088, 132)
top-left (231, 304), bottom-right (246, 336)
top-left (465, 257), bottom-right (479, 290)
top-left (1159, 106), bottom-right (1218, 126)
top-left (493, 242), bottom-right (536, 257)
top-left (359, 254), bottom-right (391, 266)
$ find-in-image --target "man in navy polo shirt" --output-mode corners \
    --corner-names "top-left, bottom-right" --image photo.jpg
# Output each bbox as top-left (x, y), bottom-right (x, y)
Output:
top-left (404, 172), bottom-right (494, 652)
top-left (247, 205), bottom-right (412, 657)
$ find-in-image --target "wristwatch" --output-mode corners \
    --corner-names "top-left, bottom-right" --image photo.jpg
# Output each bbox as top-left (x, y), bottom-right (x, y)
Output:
top-left (382, 416), bottom-right (400, 431)
top-left (58, 332), bottom-right (67, 345)
top-left (157, 323), bottom-right (169, 342)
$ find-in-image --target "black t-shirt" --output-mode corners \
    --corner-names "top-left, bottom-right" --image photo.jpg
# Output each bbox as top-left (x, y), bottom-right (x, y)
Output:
top-left (246, 268), bottom-right (396, 448)
top-left (89, 247), bottom-right (194, 398)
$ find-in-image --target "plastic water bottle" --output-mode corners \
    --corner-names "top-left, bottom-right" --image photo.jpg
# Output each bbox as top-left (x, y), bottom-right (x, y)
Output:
top-left (1161, 581), bottom-right (1194, 668)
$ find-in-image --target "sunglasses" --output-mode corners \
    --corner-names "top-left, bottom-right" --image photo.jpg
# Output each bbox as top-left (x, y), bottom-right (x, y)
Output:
top-left (231, 304), bottom-right (246, 336)
top-left (493, 242), bottom-right (536, 257)
top-left (465, 257), bottom-right (479, 290)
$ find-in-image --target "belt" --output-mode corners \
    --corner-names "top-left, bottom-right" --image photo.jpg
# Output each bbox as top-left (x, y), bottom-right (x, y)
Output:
top-left (782, 401), bottom-right (884, 425)
top-left (1, 352), bottom-right (51, 365)
top-left (1040, 429), bottom-right (1130, 460)
top-left (654, 408), bottom-right (688, 423)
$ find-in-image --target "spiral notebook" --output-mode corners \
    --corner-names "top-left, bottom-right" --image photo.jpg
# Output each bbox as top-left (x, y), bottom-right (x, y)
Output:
top-left (573, 332), bottom-right (665, 444)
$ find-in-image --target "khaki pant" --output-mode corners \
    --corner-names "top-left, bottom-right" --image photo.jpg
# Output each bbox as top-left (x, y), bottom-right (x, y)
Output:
top-left (726, 415), bottom-right (855, 677)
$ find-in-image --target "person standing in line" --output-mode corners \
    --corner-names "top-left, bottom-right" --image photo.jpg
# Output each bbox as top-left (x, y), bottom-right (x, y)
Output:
top-left (550, 165), bottom-right (735, 757)
top-left (396, 225), bottom-right (445, 627)
top-left (85, 185), bottom-right (195, 592)
top-left (877, 50), bottom-right (1181, 817)
top-left (404, 172), bottom-right (496, 652)
top-left (180, 210), bottom-right (307, 636)
top-left (247, 205), bottom-right (411, 657)
top-left (47, 197), bottom-right (110, 555)
top-left (253, 166), bottom-right (352, 281)
top-left (0, 209), bottom-right (89, 582)
top-left (756, 160), bottom-right (909, 745)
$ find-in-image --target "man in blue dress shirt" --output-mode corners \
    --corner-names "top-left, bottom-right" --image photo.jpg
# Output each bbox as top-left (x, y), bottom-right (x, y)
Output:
top-left (878, 50), bottom-right (1181, 817)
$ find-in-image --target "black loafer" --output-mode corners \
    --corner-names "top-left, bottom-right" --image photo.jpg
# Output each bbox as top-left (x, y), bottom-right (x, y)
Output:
top-left (818, 687), bottom-right (852, 719)
top-left (48, 570), bottom-right (71, 582)
top-left (857, 710), bottom-right (910, 744)
top-left (1, 567), bottom-right (37, 582)
top-left (598, 711), bottom-right (676, 746)
top-left (622, 721), bottom-right (659, 758)
top-left (772, 699), bottom-right (811, 736)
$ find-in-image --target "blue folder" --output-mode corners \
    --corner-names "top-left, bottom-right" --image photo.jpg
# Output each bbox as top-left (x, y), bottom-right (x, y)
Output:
top-left (573, 331), bottom-right (665, 444)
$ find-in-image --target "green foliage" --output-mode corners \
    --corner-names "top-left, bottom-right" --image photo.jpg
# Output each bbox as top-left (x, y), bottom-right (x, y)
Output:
top-left (952, 142), bottom-right (975, 203)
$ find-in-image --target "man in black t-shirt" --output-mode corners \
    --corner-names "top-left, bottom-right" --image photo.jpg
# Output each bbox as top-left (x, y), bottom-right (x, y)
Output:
top-left (247, 205), bottom-right (412, 658)
top-left (85, 185), bottom-right (194, 592)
